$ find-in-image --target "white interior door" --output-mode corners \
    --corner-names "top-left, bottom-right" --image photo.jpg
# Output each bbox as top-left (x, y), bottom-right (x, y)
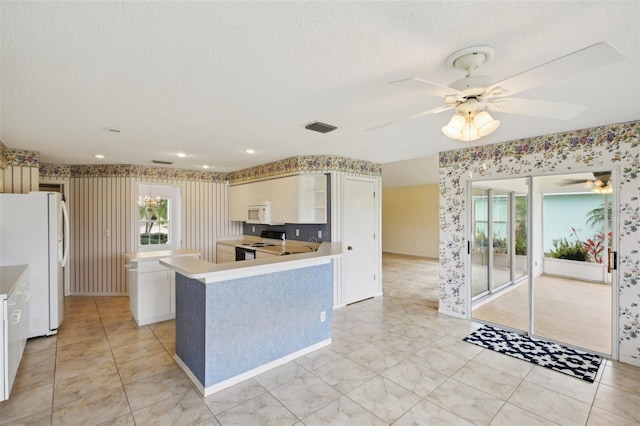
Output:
top-left (343, 177), bottom-right (378, 304)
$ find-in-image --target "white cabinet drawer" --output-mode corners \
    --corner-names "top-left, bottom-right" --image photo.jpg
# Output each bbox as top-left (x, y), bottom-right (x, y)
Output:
top-left (136, 260), bottom-right (167, 273)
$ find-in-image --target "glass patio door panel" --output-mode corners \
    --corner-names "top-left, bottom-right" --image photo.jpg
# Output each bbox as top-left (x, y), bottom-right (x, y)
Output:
top-left (513, 194), bottom-right (528, 282)
top-left (471, 189), bottom-right (490, 298)
top-left (533, 172), bottom-right (613, 355)
top-left (491, 191), bottom-right (512, 289)
top-left (471, 178), bottom-right (530, 333)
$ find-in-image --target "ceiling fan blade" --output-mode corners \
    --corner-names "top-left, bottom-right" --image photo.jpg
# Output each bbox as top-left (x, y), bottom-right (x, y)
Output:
top-left (364, 105), bottom-right (454, 131)
top-left (558, 179), bottom-right (587, 186)
top-left (485, 42), bottom-right (625, 99)
top-left (389, 77), bottom-right (466, 100)
top-left (486, 97), bottom-right (587, 120)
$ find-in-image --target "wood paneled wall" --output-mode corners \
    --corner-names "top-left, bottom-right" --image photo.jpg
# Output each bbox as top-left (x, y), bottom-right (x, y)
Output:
top-left (2, 165), bottom-right (39, 193)
top-left (60, 176), bottom-right (239, 295)
top-left (69, 177), bottom-right (133, 295)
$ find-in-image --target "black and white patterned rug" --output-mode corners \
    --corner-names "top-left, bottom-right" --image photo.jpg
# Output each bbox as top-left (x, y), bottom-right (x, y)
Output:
top-left (463, 325), bottom-right (602, 383)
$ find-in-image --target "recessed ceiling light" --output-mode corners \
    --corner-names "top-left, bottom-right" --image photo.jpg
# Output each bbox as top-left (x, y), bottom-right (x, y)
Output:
top-left (245, 149), bottom-right (255, 154)
top-left (202, 165), bottom-right (210, 169)
top-left (94, 154), bottom-right (105, 159)
top-left (176, 152), bottom-right (188, 158)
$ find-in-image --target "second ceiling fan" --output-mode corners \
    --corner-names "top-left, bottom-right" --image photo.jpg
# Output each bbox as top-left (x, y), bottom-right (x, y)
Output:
top-left (368, 42), bottom-right (625, 141)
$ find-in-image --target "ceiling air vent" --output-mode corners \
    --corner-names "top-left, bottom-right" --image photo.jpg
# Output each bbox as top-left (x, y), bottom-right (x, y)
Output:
top-left (305, 121), bottom-right (337, 134)
top-left (152, 160), bottom-right (173, 165)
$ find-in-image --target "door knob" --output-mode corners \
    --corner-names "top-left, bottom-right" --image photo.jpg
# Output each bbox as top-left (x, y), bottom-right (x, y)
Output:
top-left (347, 246), bottom-right (353, 250)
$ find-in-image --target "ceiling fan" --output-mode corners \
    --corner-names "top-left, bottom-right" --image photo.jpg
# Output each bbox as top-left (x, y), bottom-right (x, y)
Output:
top-left (367, 42), bottom-right (625, 141)
top-left (560, 171), bottom-right (612, 193)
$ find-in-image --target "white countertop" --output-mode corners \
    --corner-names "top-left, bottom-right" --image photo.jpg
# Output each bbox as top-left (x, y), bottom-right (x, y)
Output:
top-left (0, 265), bottom-right (28, 299)
top-left (125, 249), bottom-right (201, 262)
top-left (161, 242), bottom-right (342, 283)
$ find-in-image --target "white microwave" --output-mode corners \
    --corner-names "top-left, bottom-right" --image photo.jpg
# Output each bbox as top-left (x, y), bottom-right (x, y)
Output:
top-left (247, 203), bottom-right (271, 224)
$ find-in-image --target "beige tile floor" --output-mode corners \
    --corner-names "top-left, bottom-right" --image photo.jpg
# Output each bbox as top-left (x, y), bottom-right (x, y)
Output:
top-left (1, 253), bottom-right (639, 425)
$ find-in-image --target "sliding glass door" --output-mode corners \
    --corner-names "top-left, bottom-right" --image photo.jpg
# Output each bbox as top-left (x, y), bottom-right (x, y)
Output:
top-left (471, 172), bottom-right (614, 355)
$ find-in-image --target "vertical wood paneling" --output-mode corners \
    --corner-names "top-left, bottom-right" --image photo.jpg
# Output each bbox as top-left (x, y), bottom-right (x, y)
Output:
top-left (2, 165), bottom-right (39, 193)
top-left (30, 167), bottom-right (39, 191)
top-left (68, 176), bottom-right (132, 295)
top-left (64, 175), bottom-right (235, 295)
top-left (13, 167), bottom-right (21, 193)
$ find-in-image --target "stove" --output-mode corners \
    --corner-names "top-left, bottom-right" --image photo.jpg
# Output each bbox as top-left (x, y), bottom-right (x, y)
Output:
top-left (240, 242), bottom-right (277, 247)
top-left (236, 230), bottom-right (286, 261)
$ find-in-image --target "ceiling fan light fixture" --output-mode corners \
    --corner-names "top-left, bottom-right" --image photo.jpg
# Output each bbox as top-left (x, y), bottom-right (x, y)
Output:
top-left (474, 111), bottom-right (500, 136)
top-left (441, 114), bottom-right (465, 138)
top-left (592, 183), bottom-right (612, 194)
top-left (461, 122), bottom-right (480, 141)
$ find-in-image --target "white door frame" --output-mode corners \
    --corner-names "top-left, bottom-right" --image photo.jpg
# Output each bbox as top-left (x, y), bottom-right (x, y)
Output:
top-left (466, 168), bottom-right (619, 358)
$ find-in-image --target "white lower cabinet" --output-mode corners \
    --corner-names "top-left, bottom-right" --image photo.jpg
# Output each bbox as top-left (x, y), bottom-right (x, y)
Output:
top-left (216, 244), bottom-right (236, 263)
top-left (125, 250), bottom-right (200, 326)
top-left (0, 297), bottom-right (4, 402)
top-left (1, 265), bottom-right (29, 402)
top-left (255, 251), bottom-right (278, 259)
top-left (128, 261), bottom-right (175, 326)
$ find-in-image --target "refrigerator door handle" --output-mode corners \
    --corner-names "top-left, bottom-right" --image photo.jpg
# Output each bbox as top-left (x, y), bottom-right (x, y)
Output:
top-left (60, 200), bottom-right (70, 267)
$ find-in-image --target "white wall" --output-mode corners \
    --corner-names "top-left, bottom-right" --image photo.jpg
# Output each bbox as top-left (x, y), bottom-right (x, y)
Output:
top-left (382, 183), bottom-right (439, 258)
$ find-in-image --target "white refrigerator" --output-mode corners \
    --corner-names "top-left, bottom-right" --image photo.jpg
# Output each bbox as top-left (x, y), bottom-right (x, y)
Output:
top-left (0, 191), bottom-right (69, 337)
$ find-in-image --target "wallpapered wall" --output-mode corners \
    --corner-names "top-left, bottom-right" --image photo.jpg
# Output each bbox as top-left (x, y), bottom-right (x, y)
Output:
top-left (0, 146), bottom-right (39, 193)
top-left (34, 156), bottom-right (380, 296)
top-left (438, 120), bottom-right (640, 366)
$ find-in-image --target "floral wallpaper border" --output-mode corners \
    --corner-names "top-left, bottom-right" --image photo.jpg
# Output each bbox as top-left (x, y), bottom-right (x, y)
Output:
top-left (39, 155), bottom-right (381, 184)
top-left (6, 148), bottom-right (39, 167)
top-left (40, 163), bottom-right (228, 183)
top-left (227, 155), bottom-right (382, 184)
top-left (0, 141), bottom-right (7, 169)
top-left (438, 120), bottom-right (640, 365)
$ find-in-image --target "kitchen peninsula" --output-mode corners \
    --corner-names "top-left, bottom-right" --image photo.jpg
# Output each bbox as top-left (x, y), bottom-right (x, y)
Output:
top-left (124, 249), bottom-right (201, 326)
top-left (160, 242), bottom-right (342, 396)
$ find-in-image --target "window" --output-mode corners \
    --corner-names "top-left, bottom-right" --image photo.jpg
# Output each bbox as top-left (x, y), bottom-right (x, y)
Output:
top-left (137, 184), bottom-right (181, 250)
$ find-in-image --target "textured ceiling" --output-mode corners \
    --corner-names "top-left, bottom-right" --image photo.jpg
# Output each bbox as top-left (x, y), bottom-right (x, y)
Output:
top-left (1, 1), bottom-right (639, 184)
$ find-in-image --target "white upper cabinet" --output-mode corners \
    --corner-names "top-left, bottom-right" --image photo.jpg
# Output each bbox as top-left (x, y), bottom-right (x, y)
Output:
top-left (249, 180), bottom-right (271, 205)
top-left (271, 176), bottom-right (299, 224)
top-left (298, 174), bottom-right (327, 223)
top-left (229, 184), bottom-right (250, 222)
top-left (229, 174), bottom-right (327, 224)
top-left (272, 174), bottom-right (327, 224)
